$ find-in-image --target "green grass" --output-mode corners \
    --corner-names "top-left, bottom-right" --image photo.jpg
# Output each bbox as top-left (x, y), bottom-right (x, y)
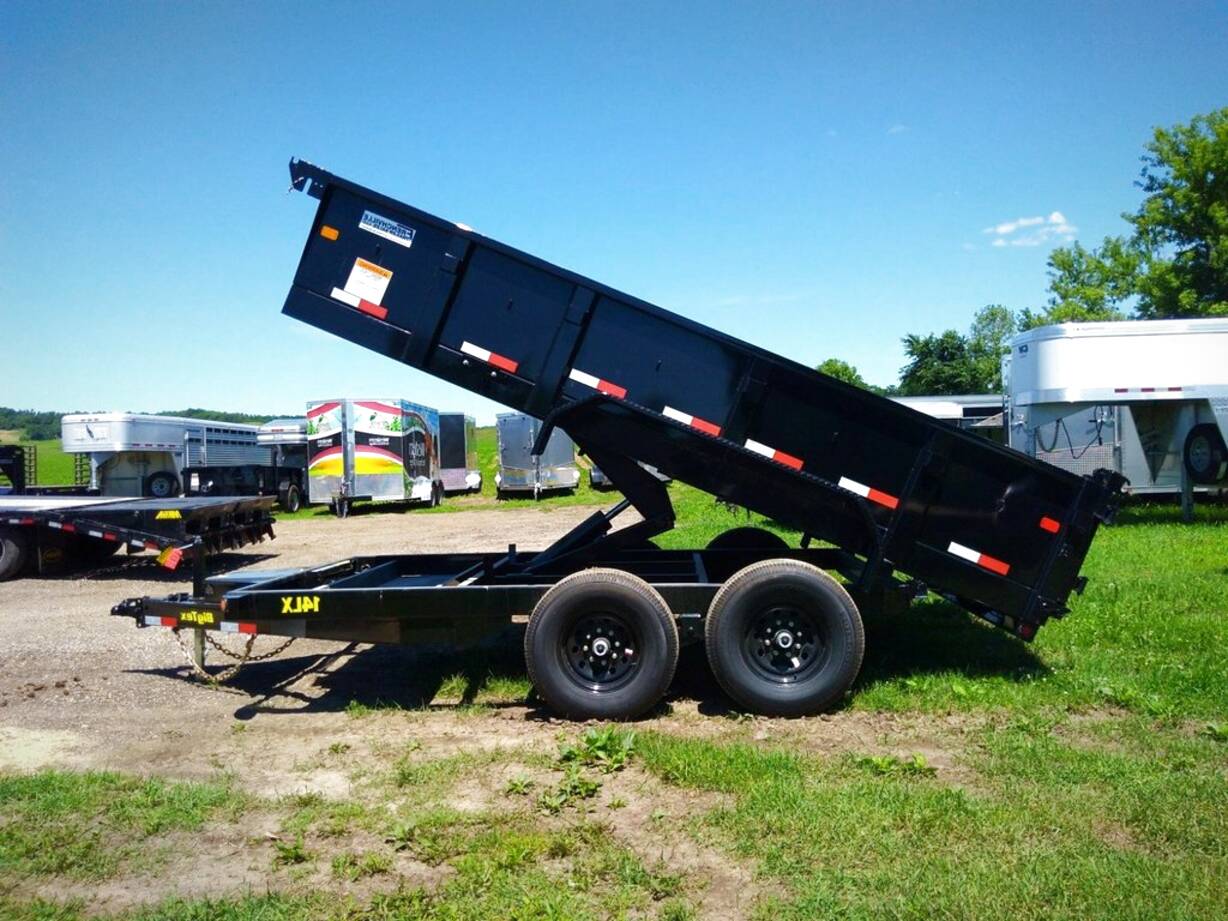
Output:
top-left (0, 439), bottom-right (79, 486)
top-left (637, 723), bottom-right (1227, 920)
top-left (0, 771), bottom-right (240, 880)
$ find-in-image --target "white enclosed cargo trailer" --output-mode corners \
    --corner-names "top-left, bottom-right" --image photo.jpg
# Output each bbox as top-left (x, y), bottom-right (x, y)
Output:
top-left (61, 413), bottom-right (272, 498)
top-left (1004, 319), bottom-right (1228, 511)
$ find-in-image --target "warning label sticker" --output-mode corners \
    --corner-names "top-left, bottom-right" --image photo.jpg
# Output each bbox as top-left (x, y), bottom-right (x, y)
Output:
top-left (343, 258), bottom-right (392, 306)
top-left (358, 210), bottom-right (416, 249)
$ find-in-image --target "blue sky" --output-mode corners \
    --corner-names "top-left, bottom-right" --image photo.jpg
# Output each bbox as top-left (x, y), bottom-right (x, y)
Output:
top-left (2, 1), bottom-right (1226, 423)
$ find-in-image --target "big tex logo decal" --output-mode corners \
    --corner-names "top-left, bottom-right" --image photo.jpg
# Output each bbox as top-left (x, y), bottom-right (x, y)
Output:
top-left (280, 595), bottom-right (321, 615)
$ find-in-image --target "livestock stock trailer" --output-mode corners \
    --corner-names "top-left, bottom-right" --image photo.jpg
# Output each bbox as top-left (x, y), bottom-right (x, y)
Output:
top-left (114, 160), bottom-right (1125, 719)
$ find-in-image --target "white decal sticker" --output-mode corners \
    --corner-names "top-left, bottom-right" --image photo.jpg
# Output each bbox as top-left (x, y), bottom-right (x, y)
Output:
top-left (359, 210), bottom-right (416, 248)
top-left (343, 258), bottom-right (392, 306)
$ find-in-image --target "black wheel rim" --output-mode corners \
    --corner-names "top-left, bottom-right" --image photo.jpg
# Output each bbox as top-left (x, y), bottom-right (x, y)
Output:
top-left (559, 611), bottom-right (641, 692)
top-left (742, 604), bottom-right (827, 684)
top-left (151, 478), bottom-right (172, 497)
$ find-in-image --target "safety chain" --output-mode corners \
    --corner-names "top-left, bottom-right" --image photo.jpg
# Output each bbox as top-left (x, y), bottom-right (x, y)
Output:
top-left (205, 631), bottom-right (297, 662)
top-left (171, 628), bottom-right (254, 683)
top-left (171, 629), bottom-right (295, 684)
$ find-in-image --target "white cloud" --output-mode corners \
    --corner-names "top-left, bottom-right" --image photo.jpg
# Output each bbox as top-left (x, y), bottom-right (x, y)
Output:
top-left (886, 123), bottom-right (909, 135)
top-left (982, 210), bottom-right (1077, 248)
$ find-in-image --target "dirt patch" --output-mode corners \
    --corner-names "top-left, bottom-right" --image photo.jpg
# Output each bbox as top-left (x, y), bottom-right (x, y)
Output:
top-left (595, 766), bottom-right (759, 920)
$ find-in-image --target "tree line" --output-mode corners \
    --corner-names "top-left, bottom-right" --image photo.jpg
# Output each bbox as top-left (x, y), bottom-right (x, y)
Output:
top-left (821, 107), bottom-right (1227, 395)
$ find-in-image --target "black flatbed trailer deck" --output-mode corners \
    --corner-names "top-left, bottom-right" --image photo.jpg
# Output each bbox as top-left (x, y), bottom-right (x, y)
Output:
top-left (1, 494), bottom-right (275, 581)
top-left (114, 159), bottom-right (1124, 719)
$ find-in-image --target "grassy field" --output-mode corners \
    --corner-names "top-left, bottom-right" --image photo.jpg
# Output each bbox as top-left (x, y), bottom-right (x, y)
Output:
top-left (2, 479), bottom-right (1226, 916)
top-left (0, 437), bottom-right (78, 487)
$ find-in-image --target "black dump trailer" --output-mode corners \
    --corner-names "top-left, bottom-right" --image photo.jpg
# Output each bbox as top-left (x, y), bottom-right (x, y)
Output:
top-left (114, 160), bottom-right (1125, 719)
top-left (1, 495), bottom-right (276, 582)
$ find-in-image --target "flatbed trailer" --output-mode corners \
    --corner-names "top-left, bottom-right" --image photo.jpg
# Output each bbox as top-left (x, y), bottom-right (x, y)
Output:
top-left (1, 494), bottom-right (275, 581)
top-left (114, 160), bottom-right (1125, 719)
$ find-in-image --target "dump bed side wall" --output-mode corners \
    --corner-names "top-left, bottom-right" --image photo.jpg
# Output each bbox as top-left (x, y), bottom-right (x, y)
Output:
top-left (283, 165), bottom-right (1117, 625)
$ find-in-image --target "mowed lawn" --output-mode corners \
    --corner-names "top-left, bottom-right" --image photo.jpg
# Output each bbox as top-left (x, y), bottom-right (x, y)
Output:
top-left (2, 485), bottom-right (1226, 916)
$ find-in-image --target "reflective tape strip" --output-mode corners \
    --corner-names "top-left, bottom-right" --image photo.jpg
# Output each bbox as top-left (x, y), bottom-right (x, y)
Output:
top-left (948, 541), bottom-right (1011, 576)
top-left (663, 405), bottom-right (721, 437)
top-left (838, 475), bottom-right (898, 509)
top-left (62, 523), bottom-right (76, 533)
top-left (220, 621), bottom-right (258, 635)
top-left (88, 530), bottom-right (103, 538)
top-left (102, 532), bottom-right (118, 542)
top-left (48, 520), bottom-right (62, 529)
top-left (330, 287), bottom-right (388, 320)
top-left (144, 541), bottom-right (159, 551)
top-left (1038, 516), bottom-right (1061, 534)
top-left (460, 340), bottom-right (519, 373)
top-left (568, 368), bottom-right (627, 399)
top-left (746, 439), bottom-right (805, 471)
top-left (331, 286), bottom-right (360, 307)
top-left (129, 541), bottom-right (145, 550)
top-left (143, 615), bottom-right (179, 628)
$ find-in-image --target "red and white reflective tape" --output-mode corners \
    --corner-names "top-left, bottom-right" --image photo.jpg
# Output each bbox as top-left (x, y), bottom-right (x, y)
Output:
top-left (662, 405), bottom-right (721, 437)
top-left (568, 368), bottom-right (627, 399)
top-left (143, 615), bottom-right (179, 628)
top-left (745, 439), bottom-right (804, 471)
top-left (102, 532), bottom-right (118, 542)
top-left (1113, 386), bottom-right (1184, 394)
top-left (6, 517), bottom-right (34, 526)
top-left (837, 476), bottom-right (899, 510)
top-left (87, 529), bottom-right (103, 539)
top-left (48, 520), bottom-right (63, 529)
top-left (330, 287), bottom-right (388, 320)
top-left (220, 621), bottom-right (258, 635)
top-left (460, 340), bottom-right (520, 373)
top-left (62, 522), bottom-right (76, 533)
top-left (144, 541), bottom-right (159, 551)
top-left (948, 541), bottom-right (1011, 576)
top-left (1038, 516), bottom-right (1061, 534)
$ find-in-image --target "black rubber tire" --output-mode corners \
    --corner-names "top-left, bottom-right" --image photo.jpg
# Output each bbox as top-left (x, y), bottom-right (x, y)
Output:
top-left (525, 568), bottom-right (679, 720)
top-left (145, 471), bottom-right (179, 498)
top-left (706, 526), bottom-right (789, 551)
top-left (0, 526), bottom-right (31, 581)
top-left (704, 559), bottom-right (864, 717)
top-left (280, 484), bottom-right (302, 513)
top-left (1183, 423), bottom-right (1228, 485)
top-left (333, 498), bottom-right (350, 519)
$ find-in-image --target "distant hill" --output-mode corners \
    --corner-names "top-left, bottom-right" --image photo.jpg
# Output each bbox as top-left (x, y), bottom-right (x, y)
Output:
top-left (0, 407), bottom-right (279, 441)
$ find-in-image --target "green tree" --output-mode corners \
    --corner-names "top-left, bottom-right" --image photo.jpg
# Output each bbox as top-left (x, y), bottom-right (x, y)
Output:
top-left (1129, 108), bottom-right (1228, 318)
top-left (897, 330), bottom-right (981, 396)
top-left (815, 358), bottom-right (869, 389)
top-left (1033, 107), bottom-right (1228, 324)
top-left (966, 304), bottom-right (1017, 390)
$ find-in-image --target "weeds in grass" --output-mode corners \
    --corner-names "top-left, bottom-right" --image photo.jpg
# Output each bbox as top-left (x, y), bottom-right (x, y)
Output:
top-left (327, 742), bottom-right (352, 755)
top-left (271, 834), bottom-right (312, 867)
top-left (538, 766), bottom-right (601, 814)
top-left (504, 776), bottom-right (534, 796)
top-left (559, 726), bottom-right (637, 773)
top-left (331, 850), bottom-right (391, 880)
top-left (854, 753), bottom-right (937, 777)
top-left (1198, 722), bottom-right (1227, 742)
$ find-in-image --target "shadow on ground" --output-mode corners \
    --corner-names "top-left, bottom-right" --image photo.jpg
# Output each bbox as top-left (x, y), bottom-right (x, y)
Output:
top-left (126, 597), bottom-right (1046, 721)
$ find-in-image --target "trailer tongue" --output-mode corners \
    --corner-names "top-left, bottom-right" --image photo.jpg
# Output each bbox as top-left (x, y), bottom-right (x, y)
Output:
top-left (113, 159), bottom-right (1125, 719)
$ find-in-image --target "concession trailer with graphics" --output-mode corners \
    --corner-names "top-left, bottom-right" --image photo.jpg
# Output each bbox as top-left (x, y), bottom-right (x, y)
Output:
top-left (113, 159), bottom-right (1126, 720)
top-left (306, 398), bottom-right (442, 516)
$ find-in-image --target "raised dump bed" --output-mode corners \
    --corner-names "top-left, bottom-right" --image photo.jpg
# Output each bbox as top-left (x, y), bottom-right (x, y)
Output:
top-left (113, 160), bottom-right (1124, 720)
